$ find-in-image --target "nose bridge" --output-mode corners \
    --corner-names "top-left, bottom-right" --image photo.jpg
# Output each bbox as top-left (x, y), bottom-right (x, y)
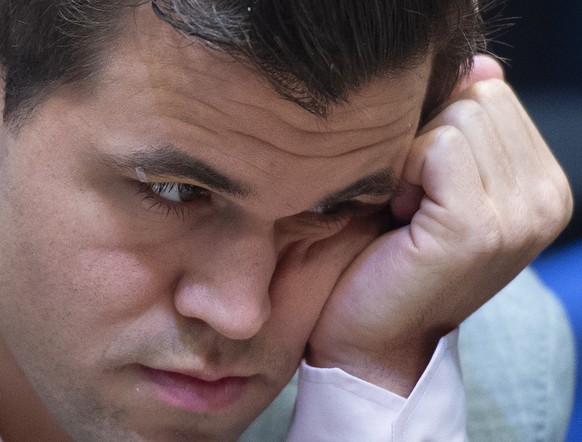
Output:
top-left (224, 224), bottom-right (277, 295)
top-left (174, 223), bottom-right (277, 340)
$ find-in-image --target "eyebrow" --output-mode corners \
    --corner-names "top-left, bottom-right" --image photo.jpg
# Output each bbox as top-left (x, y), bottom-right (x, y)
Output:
top-left (99, 145), bottom-right (397, 207)
top-left (315, 169), bottom-right (398, 208)
top-left (98, 145), bottom-right (250, 197)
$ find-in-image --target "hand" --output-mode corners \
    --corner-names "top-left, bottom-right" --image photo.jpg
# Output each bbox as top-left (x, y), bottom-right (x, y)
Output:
top-left (307, 55), bottom-right (573, 396)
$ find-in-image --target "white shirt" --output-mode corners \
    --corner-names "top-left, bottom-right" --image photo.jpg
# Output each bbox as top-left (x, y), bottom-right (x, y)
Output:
top-left (287, 329), bottom-right (466, 441)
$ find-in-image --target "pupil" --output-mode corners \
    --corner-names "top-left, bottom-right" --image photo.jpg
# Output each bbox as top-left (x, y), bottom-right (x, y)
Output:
top-left (320, 202), bottom-right (347, 215)
top-left (178, 183), bottom-right (209, 203)
top-left (178, 183), bottom-right (200, 202)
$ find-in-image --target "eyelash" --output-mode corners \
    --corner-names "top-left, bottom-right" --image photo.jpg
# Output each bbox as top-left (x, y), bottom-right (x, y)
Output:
top-left (137, 182), bottom-right (211, 218)
top-left (301, 201), bottom-right (363, 230)
top-left (136, 181), bottom-right (382, 230)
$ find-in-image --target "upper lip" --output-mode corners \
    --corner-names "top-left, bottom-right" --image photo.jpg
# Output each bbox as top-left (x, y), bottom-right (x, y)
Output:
top-left (141, 364), bottom-right (253, 382)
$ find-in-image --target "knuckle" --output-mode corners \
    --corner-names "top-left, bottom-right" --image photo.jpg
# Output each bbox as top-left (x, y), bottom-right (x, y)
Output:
top-left (467, 174), bottom-right (573, 260)
top-left (478, 227), bottom-right (504, 256)
top-left (565, 189), bottom-right (575, 222)
top-left (447, 99), bottom-right (488, 126)
top-left (559, 177), bottom-right (575, 222)
top-left (432, 124), bottom-right (466, 148)
top-left (462, 207), bottom-right (504, 255)
top-left (549, 185), bottom-right (575, 230)
top-left (470, 78), bottom-right (510, 102)
top-left (528, 180), bottom-right (573, 239)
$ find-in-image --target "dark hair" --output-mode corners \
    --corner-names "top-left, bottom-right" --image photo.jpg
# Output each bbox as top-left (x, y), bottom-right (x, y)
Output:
top-left (0, 0), bottom-right (489, 128)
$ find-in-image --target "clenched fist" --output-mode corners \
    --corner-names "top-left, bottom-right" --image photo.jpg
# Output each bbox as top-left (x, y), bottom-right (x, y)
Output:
top-left (307, 55), bottom-right (573, 396)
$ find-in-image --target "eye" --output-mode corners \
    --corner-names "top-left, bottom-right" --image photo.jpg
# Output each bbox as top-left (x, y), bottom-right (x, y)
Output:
top-left (149, 182), bottom-right (209, 203)
top-left (301, 200), bottom-right (390, 231)
top-left (137, 182), bottom-right (212, 218)
top-left (307, 202), bottom-right (353, 216)
top-left (300, 201), bottom-right (360, 230)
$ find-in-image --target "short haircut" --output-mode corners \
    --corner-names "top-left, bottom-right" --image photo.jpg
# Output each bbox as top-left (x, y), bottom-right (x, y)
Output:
top-left (0, 0), bottom-right (490, 128)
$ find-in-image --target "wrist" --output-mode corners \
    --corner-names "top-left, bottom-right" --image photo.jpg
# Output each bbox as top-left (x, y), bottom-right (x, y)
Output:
top-left (306, 337), bottom-right (440, 397)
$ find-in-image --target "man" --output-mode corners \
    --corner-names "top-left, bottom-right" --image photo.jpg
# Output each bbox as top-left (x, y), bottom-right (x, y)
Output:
top-left (0, 1), bottom-right (573, 441)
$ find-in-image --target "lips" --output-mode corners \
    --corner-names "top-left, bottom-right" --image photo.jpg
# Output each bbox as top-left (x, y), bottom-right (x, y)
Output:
top-left (141, 365), bottom-right (250, 413)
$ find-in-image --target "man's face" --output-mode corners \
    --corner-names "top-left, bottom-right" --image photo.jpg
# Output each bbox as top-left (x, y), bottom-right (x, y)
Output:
top-left (0, 6), bottom-right (431, 441)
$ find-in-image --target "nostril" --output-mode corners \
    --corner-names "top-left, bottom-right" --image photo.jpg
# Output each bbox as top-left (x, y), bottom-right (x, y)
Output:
top-left (214, 295), bottom-right (271, 341)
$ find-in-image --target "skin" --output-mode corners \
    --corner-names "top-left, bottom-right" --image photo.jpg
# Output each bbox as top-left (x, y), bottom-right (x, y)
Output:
top-left (0, 4), bottom-right (573, 442)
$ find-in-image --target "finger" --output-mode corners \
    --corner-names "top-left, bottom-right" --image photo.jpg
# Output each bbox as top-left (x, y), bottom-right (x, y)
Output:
top-left (467, 80), bottom-right (560, 173)
top-left (418, 94), bottom-right (511, 195)
top-left (402, 127), bottom-right (485, 218)
top-left (466, 80), bottom-right (573, 213)
top-left (422, 55), bottom-right (505, 136)
top-left (453, 54), bottom-right (505, 97)
top-left (390, 181), bottom-right (424, 226)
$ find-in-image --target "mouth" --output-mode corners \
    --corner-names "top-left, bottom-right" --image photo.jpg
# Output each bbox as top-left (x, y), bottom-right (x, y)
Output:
top-left (140, 365), bottom-right (250, 413)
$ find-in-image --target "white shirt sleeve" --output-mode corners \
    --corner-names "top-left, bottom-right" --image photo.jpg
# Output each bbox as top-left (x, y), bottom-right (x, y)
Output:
top-left (286, 329), bottom-right (466, 442)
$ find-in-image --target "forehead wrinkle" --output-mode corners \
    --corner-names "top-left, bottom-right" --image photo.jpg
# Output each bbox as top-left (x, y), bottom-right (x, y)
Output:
top-left (195, 88), bottom-right (419, 159)
top-left (151, 88), bottom-right (417, 159)
top-left (225, 128), bottom-right (412, 160)
top-left (211, 60), bottom-right (431, 134)
top-left (146, 69), bottom-right (419, 155)
top-left (134, 36), bottom-right (425, 143)
top-left (210, 94), bottom-right (422, 158)
top-left (219, 93), bottom-right (420, 134)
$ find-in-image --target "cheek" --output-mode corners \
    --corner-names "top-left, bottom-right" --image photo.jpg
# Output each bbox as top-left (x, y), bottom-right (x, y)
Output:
top-left (0, 160), bottom-right (172, 341)
top-left (265, 216), bottom-right (386, 354)
top-left (0, 233), bottom-right (163, 362)
top-left (0, 171), bottom-right (174, 375)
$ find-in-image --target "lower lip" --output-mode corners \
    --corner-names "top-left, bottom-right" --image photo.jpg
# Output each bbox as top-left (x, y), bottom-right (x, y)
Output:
top-left (141, 366), bottom-right (249, 413)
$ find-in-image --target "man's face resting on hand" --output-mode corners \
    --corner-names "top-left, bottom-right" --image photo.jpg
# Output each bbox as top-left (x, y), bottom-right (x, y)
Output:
top-left (0, 4), bottom-right (431, 440)
top-left (0, 1), bottom-right (573, 441)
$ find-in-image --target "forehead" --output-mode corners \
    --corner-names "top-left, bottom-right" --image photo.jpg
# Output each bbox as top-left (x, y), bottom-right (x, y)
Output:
top-left (99, 6), bottom-right (431, 144)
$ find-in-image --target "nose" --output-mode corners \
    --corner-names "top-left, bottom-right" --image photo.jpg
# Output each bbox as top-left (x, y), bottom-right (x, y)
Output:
top-left (173, 226), bottom-right (276, 340)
